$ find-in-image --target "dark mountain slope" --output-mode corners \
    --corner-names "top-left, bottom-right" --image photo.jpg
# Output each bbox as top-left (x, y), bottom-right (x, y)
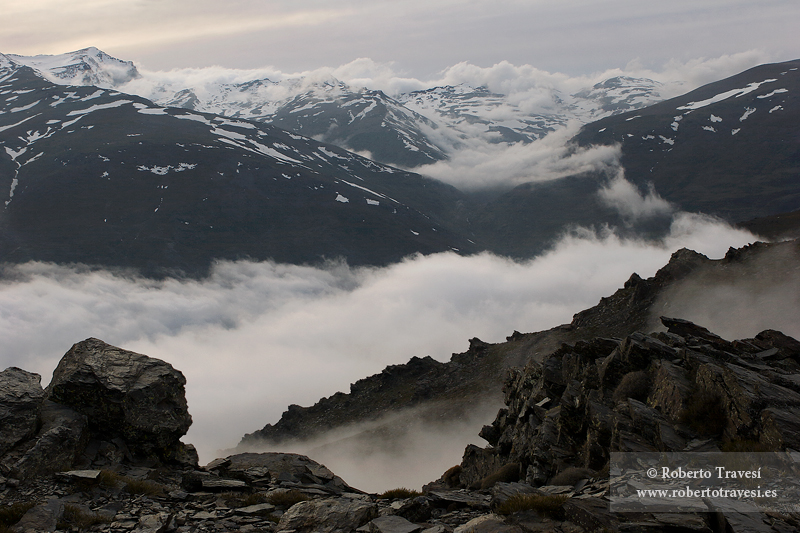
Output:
top-left (0, 64), bottom-right (476, 275)
top-left (575, 59), bottom-right (800, 222)
top-left (468, 59), bottom-right (800, 257)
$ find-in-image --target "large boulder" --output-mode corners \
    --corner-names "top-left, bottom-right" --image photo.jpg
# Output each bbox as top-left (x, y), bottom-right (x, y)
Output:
top-left (47, 338), bottom-right (192, 458)
top-left (208, 452), bottom-right (356, 492)
top-left (0, 367), bottom-right (46, 456)
top-left (276, 497), bottom-right (378, 533)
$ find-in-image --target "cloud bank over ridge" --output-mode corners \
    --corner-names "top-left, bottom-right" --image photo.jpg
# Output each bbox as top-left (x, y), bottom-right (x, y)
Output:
top-left (0, 212), bottom-right (774, 487)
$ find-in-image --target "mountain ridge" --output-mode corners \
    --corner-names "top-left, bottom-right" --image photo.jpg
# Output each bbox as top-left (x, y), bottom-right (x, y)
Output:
top-left (239, 239), bottom-right (800, 454)
top-left (3, 48), bottom-right (667, 169)
top-left (0, 63), bottom-right (477, 276)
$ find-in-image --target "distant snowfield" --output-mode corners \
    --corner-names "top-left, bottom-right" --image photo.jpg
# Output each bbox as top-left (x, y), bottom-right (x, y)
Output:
top-left (2, 211), bottom-right (795, 491)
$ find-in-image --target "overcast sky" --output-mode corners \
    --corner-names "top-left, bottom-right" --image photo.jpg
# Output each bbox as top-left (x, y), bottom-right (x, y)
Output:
top-left (2, 0), bottom-right (798, 79)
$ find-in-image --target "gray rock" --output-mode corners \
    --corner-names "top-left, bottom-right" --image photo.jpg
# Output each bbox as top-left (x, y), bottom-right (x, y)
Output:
top-left (204, 457), bottom-right (231, 471)
top-left (132, 512), bottom-right (170, 533)
top-left (760, 407), bottom-right (800, 449)
top-left (428, 490), bottom-right (492, 510)
top-left (561, 498), bottom-right (618, 531)
top-left (392, 496), bottom-right (433, 522)
top-left (47, 338), bottom-right (192, 458)
top-left (490, 482), bottom-right (538, 508)
top-left (649, 359), bottom-right (692, 420)
top-left (54, 469), bottom-right (102, 481)
top-left (454, 514), bottom-right (520, 533)
top-left (0, 367), bottom-right (45, 456)
top-left (11, 499), bottom-right (63, 533)
top-left (276, 497), bottom-right (378, 533)
top-left (369, 515), bottom-right (422, 533)
top-left (10, 400), bottom-right (88, 478)
top-left (236, 503), bottom-right (276, 515)
top-left (200, 477), bottom-right (248, 490)
top-left (222, 452), bottom-right (353, 489)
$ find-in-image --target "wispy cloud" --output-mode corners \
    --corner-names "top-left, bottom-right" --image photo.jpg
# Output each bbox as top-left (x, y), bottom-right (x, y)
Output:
top-left (598, 169), bottom-right (674, 221)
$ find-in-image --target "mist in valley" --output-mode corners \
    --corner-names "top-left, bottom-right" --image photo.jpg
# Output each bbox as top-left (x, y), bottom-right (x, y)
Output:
top-left (2, 203), bottom-right (783, 490)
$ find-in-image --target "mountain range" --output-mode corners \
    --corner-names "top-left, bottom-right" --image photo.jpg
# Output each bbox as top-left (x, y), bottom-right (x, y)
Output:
top-left (6, 48), bottom-right (667, 169)
top-left (1, 48), bottom-right (799, 274)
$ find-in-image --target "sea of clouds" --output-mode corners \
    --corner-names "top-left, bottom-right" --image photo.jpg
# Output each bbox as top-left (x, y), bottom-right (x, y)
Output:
top-left (4, 208), bottom-right (789, 491)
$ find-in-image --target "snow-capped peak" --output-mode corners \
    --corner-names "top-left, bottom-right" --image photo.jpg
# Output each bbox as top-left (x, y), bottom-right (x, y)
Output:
top-left (6, 47), bottom-right (140, 88)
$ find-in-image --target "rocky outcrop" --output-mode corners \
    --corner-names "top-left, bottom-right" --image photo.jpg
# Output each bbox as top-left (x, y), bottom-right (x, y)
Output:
top-left (47, 338), bottom-right (192, 459)
top-left (456, 317), bottom-right (800, 489)
top-left (240, 239), bottom-right (800, 451)
top-left (0, 338), bottom-right (195, 482)
top-left (0, 367), bottom-right (46, 456)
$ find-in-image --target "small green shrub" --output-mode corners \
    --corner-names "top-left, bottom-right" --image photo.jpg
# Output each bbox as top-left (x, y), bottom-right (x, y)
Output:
top-left (0, 502), bottom-right (35, 527)
top-left (377, 488), bottom-right (422, 500)
top-left (497, 493), bottom-right (568, 518)
top-left (266, 489), bottom-right (309, 507)
top-left (57, 504), bottom-right (111, 531)
top-left (612, 371), bottom-right (650, 403)
top-left (679, 389), bottom-right (727, 436)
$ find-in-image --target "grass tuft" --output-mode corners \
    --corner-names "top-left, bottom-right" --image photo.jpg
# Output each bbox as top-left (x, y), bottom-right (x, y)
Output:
top-left (377, 488), bottom-right (422, 500)
top-left (57, 504), bottom-right (111, 530)
top-left (122, 477), bottom-right (165, 497)
top-left (497, 493), bottom-right (568, 518)
top-left (222, 492), bottom-right (269, 508)
top-left (612, 371), bottom-right (650, 403)
top-left (266, 489), bottom-right (309, 507)
top-left (679, 389), bottom-right (727, 436)
top-left (0, 502), bottom-right (35, 528)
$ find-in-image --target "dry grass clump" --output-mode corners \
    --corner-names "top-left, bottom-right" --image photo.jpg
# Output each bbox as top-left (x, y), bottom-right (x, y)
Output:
top-left (57, 504), bottom-right (111, 530)
top-left (222, 492), bottom-right (269, 508)
top-left (721, 439), bottom-right (773, 453)
top-left (266, 489), bottom-right (309, 507)
top-left (0, 502), bottom-right (35, 531)
top-left (91, 469), bottom-right (165, 497)
top-left (679, 389), bottom-right (727, 436)
top-left (377, 488), bottom-right (422, 500)
top-left (549, 467), bottom-right (594, 486)
top-left (496, 494), bottom-right (568, 518)
top-left (612, 371), bottom-right (650, 403)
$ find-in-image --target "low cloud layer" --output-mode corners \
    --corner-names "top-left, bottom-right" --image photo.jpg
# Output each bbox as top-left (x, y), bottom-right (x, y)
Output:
top-left (413, 122), bottom-right (622, 190)
top-left (0, 214), bottom-right (765, 490)
top-left (651, 242), bottom-right (800, 341)
top-left (122, 50), bottom-right (775, 108)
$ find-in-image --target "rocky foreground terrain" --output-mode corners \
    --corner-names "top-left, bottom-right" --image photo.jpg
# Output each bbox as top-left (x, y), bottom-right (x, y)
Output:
top-left (3, 261), bottom-right (800, 532)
